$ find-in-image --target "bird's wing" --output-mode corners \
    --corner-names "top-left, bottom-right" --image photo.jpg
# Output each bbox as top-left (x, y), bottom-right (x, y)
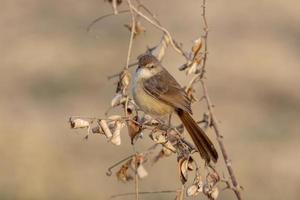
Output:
top-left (143, 68), bottom-right (192, 114)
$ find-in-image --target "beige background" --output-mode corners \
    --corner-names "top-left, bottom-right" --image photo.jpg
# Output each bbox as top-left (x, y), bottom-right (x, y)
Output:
top-left (1, 0), bottom-right (300, 199)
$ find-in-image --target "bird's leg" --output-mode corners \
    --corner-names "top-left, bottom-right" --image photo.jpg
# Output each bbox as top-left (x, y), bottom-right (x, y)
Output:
top-left (168, 113), bottom-right (172, 127)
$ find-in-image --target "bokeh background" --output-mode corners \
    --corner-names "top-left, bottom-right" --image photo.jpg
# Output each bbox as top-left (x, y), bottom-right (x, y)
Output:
top-left (1, 0), bottom-right (300, 199)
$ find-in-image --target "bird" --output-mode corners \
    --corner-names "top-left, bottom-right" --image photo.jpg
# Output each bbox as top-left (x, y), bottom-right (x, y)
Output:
top-left (132, 54), bottom-right (218, 163)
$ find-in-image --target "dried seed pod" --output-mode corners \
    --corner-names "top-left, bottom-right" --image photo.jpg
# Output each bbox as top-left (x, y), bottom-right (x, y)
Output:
top-left (209, 187), bottom-right (219, 200)
top-left (187, 184), bottom-right (199, 197)
top-left (140, 114), bottom-right (153, 124)
top-left (91, 126), bottom-right (103, 134)
top-left (116, 164), bottom-right (133, 182)
top-left (99, 120), bottom-right (112, 138)
top-left (116, 70), bottom-right (131, 94)
top-left (111, 93), bottom-right (123, 107)
top-left (164, 141), bottom-right (176, 152)
top-left (178, 157), bottom-right (189, 184)
top-left (151, 34), bottom-right (170, 61)
top-left (124, 21), bottom-right (146, 38)
top-left (120, 70), bottom-right (131, 89)
top-left (186, 62), bottom-right (198, 75)
top-left (137, 164), bottom-right (148, 178)
top-left (126, 103), bottom-right (135, 115)
top-left (150, 131), bottom-right (167, 144)
top-left (110, 121), bottom-right (124, 146)
top-left (127, 116), bottom-right (142, 144)
top-left (69, 118), bottom-right (90, 129)
top-left (203, 184), bottom-right (210, 195)
top-left (162, 146), bottom-right (173, 156)
top-left (197, 180), bottom-right (204, 193)
top-left (178, 63), bottom-right (189, 71)
top-left (191, 38), bottom-right (203, 55)
top-left (185, 86), bottom-right (198, 103)
top-left (187, 157), bottom-right (194, 171)
top-left (208, 171), bottom-right (220, 186)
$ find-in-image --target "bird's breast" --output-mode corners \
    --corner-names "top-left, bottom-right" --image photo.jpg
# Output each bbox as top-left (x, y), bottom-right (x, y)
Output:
top-left (132, 76), bottom-right (173, 116)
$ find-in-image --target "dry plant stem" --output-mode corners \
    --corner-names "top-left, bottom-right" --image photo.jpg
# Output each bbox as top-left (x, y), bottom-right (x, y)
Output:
top-left (135, 165), bottom-right (139, 200)
top-left (201, 80), bottom-right (242, 200)
top-left (125, 0), bottom-right (136, 70)
top-left (198, 0), bottom-right (242, 199)
top-left (110, 190), bottom-right (177, 199)
top-left (127, 2), bottom-right (187, 58)
top-left (86, 10), bottom-right (130, 32)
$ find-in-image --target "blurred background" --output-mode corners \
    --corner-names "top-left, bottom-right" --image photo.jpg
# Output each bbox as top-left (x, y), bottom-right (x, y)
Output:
top-left (1, 0), bottom-right (300, 199)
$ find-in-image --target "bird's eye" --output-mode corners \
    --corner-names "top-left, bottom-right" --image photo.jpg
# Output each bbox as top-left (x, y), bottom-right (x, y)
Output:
top-left (148, 64), bottom-right (155, 69)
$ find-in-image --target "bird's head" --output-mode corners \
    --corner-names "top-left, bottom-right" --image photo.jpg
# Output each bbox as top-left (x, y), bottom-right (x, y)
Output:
top-left (136, 54), bottom-right (162, 78)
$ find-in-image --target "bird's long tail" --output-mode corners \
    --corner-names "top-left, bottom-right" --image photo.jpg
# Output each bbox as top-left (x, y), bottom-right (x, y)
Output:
top-left (177, 109), bottom-right (218, 163)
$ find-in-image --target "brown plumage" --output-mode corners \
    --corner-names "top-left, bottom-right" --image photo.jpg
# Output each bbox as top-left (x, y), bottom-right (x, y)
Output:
top-left (133, 54), bottom-right (218, 163)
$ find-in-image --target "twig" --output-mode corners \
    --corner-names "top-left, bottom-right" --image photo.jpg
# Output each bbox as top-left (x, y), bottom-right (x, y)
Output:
top-left (106, 154), bottom-right (134, 176)
top-left (125, 0), bottom-right (136, 70)
top-left (86, 10), bottom-right (130, 32)
top-left (127, 3), bottom-right (188, 59)
top-left (107, 62), bottom-right (138, 80)
top-left (134, 163), bottom-right (139, 200)
top-left (201, 80), bottom-right (243, 200)
top-left (198, 0), bottom-right (242, 199)
top-left (110, 190), bottom-right (177, 199)
top-left (200, 0), bottom-right (209, 79)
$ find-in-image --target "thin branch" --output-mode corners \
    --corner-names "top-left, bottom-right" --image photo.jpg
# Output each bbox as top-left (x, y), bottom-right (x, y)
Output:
top-left (110, 190), bottom-right (177, 199)
top-left (201, 80), bottom-right (243, 200)
top-left (107, 62), bottom-right (138, 80)
top-left (86, 10), bottom-right (130, 32)
top-left (125, 0), bottom-right (136, 70)
top-left (106, 154), bottom-right (135, 176)
top-left (127, 3), bottom-right (188, 60)
top-left (198, 0), bottom-right (243, 199)
top-left (134, 162), bottom-right (139, 200)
